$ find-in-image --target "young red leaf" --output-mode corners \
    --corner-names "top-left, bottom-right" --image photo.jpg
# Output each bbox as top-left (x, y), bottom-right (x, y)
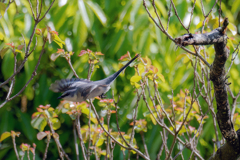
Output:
top-left (51, 30), bottom-right (58, 35)
top-left (17, 45), bottom-right (24, 50)
top-left (35, 28), bottom-right (42, 35)
top-left (119, 53), bottom-right (130, 61)
top-left (79, 50), bottom-right (88, 56)
top-left (39, 104), bottom-right (51, 109)
top-left (95, 52), bottom-right (104, 56)
top-left (6, 42), bottom-right (14, 48)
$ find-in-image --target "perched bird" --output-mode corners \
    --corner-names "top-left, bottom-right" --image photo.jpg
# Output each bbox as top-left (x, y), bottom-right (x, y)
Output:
top-left (50, 54), bottom-right (139, 102)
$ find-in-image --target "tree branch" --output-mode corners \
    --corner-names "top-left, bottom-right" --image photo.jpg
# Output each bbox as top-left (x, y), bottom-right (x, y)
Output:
top-left (175, 17), bottom-right (240, 160)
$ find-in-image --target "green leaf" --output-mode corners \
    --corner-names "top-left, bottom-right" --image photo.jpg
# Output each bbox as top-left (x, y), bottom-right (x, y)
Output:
top-left (0, 132), bottom-right (11, 142)
top-left (53, 35), bottom-right (65, 48)
top-left (157, 73), bottom-right (165, 83)
top-left (232, 0), bottom-right (240, 12)
top-left (208, 17), bottom-right (219, 30)
top-left (150, 114), bottom-right (157, 125)
top-left (31, 117), bottom-right (47, 132)
top-left (96, 136), bottom-right (104, 147)
top-left (134, 83), bottom-right (140, 88)
top-left (175, 53), bottom-right (186, 62)
top-left (78, 0), bottom-right (91, 28)
top-left (178, 126), bottom-right (187, 135)
top-left (0, 2), bottom-right (6, 16)
top-left (86, 1), bottom-right (107, 26)
top-left (130, 75), bottom-right (141, 83)
top-left (78, 14), bottom-right (88, 47)
top-left (228, 23), bottom-right (237, 36)
top-left (50, 118), bottom-right (61, 130)
top-left (0, 31), bottom-right (4, 40)
top-left (196, 21), bottom-right (203, 29)
top-left (15, 49), bottom-right (22, 53)
top-left (0, 47), bottom-right (9, 59)
top-left (154, 0), bottom-right (167, 18)
top-left (113, 31), bottom-right (126, 53)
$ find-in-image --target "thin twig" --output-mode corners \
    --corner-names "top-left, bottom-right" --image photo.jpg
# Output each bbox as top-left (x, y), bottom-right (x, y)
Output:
top-left (47, 118), bottom-right (70, 160)
top-left (6, 51), bottom-right (17, 99)
top-left (38, 0), bottom-right (56, 22)
top-left (142, 0), bottom-right (210, 68)
top-left (0, 0), bottom-right (55, 89)
top-left (90, 101), bottom-right (150, 160)
top-left (12, 134), bottom-right (20, 160)
top-left (219, 0), bottom-right (222, 27)
top-left (67, 57), bottom-right (79, 78)
top-left (43, 134), bottom-right (50, 160)
top-left (140, 131), bottom-right (150, 158)
top-left (76, 114), bottom-right (87, 160)
top-left (187, 0), bottom-right (197, 30)
top-left (73, 121), bottom-right (80, 160)
top-left (27, 0), bottom-right (36, 20)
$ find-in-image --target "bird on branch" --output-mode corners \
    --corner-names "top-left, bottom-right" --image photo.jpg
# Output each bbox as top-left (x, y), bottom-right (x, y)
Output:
top-left (50, 54), bottom-right (140, 102)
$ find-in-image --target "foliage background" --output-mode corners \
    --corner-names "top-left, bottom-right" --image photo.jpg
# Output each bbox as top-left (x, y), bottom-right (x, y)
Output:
top-left (0, 0), bottom-right (240, 159)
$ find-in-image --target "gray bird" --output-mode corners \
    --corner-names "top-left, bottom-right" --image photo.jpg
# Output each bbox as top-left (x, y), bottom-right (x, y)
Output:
top-left (50, 54), bottom-right (139, 102)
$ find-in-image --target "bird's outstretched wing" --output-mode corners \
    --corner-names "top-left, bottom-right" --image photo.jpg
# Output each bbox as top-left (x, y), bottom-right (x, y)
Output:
top-left (81, 84), bottom-right (109, 99)
top-left (50, 78), bottom-right (92, 93)
top-left (81, 85), bottom-right (98, 98)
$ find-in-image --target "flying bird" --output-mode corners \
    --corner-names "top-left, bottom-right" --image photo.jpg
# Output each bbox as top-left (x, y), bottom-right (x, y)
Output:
top-left (50, 54), bottom-right (139, 102)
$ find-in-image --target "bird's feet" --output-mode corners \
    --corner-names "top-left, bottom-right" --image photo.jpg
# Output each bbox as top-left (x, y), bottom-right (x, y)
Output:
top-left (99, 93), bottom-right (106, 99)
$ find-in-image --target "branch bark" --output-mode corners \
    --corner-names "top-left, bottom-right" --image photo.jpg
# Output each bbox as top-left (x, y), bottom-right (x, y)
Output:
top-left (175, 18), bottom-right (240, 160)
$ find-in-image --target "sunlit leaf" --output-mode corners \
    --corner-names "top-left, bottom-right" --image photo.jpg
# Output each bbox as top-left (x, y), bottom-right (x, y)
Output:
top-left (0, 132), bottom-right (11, 142)
top-left (196, 21), bottom-right (203, 29)
top-left (138, 64), bottom-right (145, 75)
top-left (86, 1), bottom-right (107, 26)
top-left (175, 53), bottom-right (186, 62)
top-left (90, 117), bottom-right (98, 124)
top-left (0, 31), bottom-right (4, 40)
top-left (50, 118), bottom-right (61, 130)
top-left (150, 114), bottom-right (157, 125)
top-left (78, 0), bottom-right (91, 28)
top-left (157, 73), bottom-right (165, 83)
top-left (208, 17), bottom-right (219, 30)
top-left (31, 117), bottom-right (47, 132)
top-left (53, 35), bottom-right (65, 48)
top-left (15, 49), bottom-right (22, 53)
top-left (130, 75), bottom-right (141, 83)
top-left (0, 2), bottom-right (6, 16)
top-left (0, 47), bottom-right (9, 59)
top-left (192, 102), bottom-right (200, 113)
top-left (228, 23), bottom-right (237, 36)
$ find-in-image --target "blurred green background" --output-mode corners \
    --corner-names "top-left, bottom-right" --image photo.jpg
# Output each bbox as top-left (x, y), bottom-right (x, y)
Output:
top-left (0, 0), bottom-right (240, 159)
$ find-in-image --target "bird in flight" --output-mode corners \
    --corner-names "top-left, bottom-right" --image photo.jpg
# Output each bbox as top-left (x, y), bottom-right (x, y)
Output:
top-left (50, 54), bottom-right (139, 102)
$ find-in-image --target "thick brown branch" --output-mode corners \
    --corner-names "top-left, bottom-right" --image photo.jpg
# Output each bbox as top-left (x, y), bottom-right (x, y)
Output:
top-left (175, 18), bottom-right (240, 159)
top-left (175, 28), bottom-right (227, 46)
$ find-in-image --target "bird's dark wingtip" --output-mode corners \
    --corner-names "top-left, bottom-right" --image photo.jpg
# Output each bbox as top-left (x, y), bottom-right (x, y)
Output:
top-left (57, 92), bottom-right (70, 99)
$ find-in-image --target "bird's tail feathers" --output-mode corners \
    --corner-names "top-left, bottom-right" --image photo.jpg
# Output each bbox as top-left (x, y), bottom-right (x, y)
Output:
top-left (103, 54), bottom-right (140, 84)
